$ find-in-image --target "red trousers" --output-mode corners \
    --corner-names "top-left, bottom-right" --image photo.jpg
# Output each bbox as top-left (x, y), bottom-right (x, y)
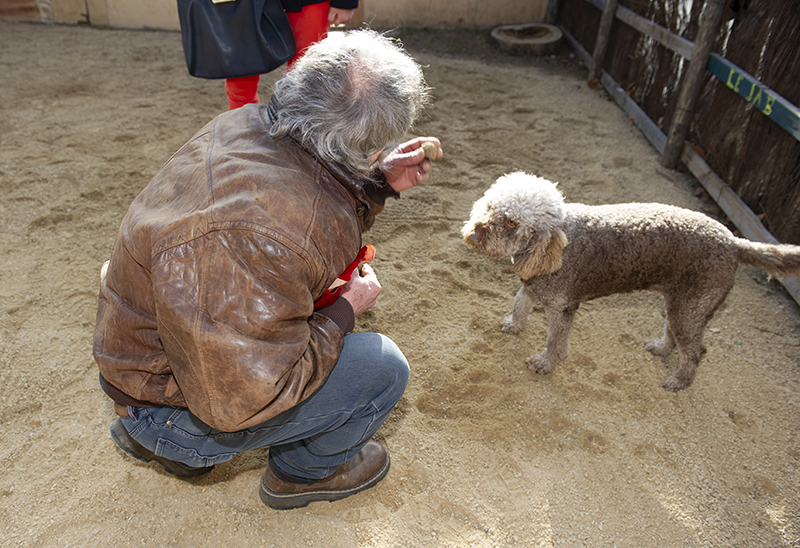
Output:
top-left (225, 2), bottom-right (331, 110)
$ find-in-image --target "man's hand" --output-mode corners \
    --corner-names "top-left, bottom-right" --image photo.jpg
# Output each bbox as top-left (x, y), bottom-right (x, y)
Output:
top-left (381, 137), bottom-right (442, 193)
top-left (339, 263), bottom-right (381, 316)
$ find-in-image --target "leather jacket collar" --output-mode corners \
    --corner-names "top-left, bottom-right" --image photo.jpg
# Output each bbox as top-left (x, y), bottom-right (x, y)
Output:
top-left (266, 95), bottom-right (395, 231)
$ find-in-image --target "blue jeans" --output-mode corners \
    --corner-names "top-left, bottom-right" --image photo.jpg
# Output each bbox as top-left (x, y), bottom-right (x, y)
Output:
top-left (118, 332), bottom-right (409, 480)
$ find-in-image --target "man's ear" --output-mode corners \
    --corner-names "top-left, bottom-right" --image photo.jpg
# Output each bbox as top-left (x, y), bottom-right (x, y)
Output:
top-left (512, 229), bottom-right (568, 280)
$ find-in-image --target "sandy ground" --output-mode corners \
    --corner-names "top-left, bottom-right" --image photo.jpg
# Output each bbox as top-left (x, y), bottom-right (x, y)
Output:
top-left (1, 20), bottom-right (799, 548)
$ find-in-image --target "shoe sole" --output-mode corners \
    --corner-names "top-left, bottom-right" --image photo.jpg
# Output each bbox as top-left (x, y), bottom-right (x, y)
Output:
top-left (109, 419), bottom-right (213, 478)
top-left (258, 453), bottom-right (391, 510)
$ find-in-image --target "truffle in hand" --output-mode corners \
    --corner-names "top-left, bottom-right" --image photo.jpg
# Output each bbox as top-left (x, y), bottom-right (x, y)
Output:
top-left (421, 141), bottom-right (438, 161)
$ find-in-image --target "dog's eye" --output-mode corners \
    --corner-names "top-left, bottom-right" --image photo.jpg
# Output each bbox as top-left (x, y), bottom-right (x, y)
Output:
top-left (505, 219), bottom-right (517, 229)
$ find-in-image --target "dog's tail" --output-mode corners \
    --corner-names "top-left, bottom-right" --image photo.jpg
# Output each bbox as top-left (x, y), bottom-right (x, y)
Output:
top-left (736, 240), bottom-right (800, 279)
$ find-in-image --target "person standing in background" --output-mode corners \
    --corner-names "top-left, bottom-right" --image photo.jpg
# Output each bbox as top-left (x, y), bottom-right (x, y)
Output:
top-left (225, 0), bottom-right (358, 110)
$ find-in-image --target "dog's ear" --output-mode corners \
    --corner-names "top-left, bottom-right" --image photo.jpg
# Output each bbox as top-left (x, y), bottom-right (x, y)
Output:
top-left (512, 229), bottom-right (568, 279)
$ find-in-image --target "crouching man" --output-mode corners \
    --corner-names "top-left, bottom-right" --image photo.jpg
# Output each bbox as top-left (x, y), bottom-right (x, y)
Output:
top-left (93, 29), bottom-right (441, 510)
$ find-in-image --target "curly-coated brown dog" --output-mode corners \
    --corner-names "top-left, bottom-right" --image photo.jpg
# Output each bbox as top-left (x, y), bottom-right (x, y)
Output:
top-left (463, 171), bottom-right (800, 391)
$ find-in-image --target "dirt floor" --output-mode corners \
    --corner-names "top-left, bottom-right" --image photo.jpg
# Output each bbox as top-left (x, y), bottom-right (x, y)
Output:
top-left (1, 20), bottom-right (799, 548)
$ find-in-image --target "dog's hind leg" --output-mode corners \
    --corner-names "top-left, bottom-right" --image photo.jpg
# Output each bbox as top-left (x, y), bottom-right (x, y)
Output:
top-left (527, 301), bottom-right (579, 374)
top-left (660, 286), bottom-right (731, 391)
top-left (501, 285), bottom-right (536, 334)
top-left (645, 309), bottom-right (675, 357)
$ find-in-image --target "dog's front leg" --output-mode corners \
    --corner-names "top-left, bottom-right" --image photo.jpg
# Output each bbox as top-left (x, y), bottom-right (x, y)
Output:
top-left (528, 302), bottom-right (578, 374)
top-left (501, 285), bottom-right (536, 334)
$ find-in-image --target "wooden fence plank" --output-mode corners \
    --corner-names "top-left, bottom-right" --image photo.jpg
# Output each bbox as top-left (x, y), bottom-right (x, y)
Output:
top-left (615, 5), bottom-right (694, 60)
top-left (680, 144), bottom-right (800, 303)
top-left (707, 54), bottom-right (800, 142)
top-left (560, 24), bottom-right (592, 65)
top-left (600, 72), bottom-right (667, 152)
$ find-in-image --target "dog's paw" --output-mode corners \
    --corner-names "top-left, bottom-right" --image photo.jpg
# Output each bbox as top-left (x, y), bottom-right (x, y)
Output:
top-left (645, 338), bottom-right (673, 357)
top-left (661, 374), bottom-right (690, 392)
top-left (526, 353), bottom-right (555, 374)
top-left (500, 316), bottom-right (524, 334)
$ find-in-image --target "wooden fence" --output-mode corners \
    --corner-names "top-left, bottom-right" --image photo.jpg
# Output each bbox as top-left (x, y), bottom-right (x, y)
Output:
top-left (552, 0), bottom-right (800, 304)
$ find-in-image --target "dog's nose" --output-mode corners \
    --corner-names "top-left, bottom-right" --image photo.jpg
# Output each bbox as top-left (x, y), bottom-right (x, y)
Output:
top-left (470, 225), bottom-right (484, 242)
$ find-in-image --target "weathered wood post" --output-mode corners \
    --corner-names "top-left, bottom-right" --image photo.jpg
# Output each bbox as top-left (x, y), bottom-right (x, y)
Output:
top-left (547, 0), bottom-right (561, 25)
top-left (660, 0), bottom-right (727, 168)
top-left (589, 0), bottom-right (619, 82)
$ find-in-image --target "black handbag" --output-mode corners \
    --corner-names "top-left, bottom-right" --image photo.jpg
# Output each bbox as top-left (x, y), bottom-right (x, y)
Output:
top-left (176, 0), bottom-right (296, 79)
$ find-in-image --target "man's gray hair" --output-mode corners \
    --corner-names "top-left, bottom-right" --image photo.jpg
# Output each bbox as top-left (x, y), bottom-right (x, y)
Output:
top-left (270, 29), bottom-right (430, 178)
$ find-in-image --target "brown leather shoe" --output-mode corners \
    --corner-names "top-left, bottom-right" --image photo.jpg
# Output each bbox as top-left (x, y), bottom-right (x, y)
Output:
top-left (109, 419), bottom-right (214, 478)
top-left (259, 441), bottom-right (390, 510)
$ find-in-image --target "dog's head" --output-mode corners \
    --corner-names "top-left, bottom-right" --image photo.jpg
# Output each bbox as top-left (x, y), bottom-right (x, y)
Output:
top-left (462, 172), bottom-right (568, 280)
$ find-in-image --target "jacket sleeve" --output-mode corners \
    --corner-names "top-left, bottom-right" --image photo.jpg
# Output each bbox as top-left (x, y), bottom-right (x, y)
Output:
top-left (330, 0), bottom-right (359, 10)
top-left (151, 229), bottom-right (344, 432)
top-left (281, 0), bottom-right (358, 12)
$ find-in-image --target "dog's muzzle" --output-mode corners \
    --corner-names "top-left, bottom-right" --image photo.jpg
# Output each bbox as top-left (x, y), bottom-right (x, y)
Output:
top-left (466, 224), bottom-right (484, 243)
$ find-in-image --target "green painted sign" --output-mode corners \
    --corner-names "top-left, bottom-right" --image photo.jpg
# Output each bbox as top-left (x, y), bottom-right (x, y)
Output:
top-left (707, 54), bottom-right (800, 142)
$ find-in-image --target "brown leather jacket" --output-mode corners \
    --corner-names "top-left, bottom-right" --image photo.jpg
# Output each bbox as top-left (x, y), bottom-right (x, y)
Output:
top-left (93, 103), bottom-right (393, 432)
